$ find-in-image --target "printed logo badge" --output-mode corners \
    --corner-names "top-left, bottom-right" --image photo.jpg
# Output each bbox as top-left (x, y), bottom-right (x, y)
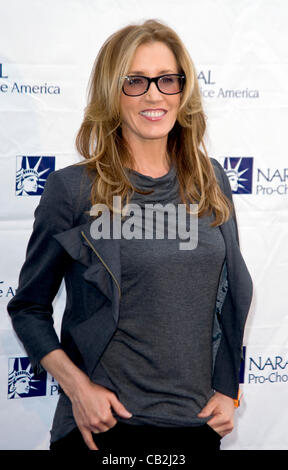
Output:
top-left (8, 357), bottom-right (47, 399)
top-left (8, 357), bottom-right (59, 399)
top-left (223, 157), bottom-right (253, 194)
top-left (16, 156), bottom-right (55, 196)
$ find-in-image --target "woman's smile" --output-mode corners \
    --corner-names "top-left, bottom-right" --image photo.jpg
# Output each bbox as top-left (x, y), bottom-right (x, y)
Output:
top-left (139, 108), bottom-right (168, 121)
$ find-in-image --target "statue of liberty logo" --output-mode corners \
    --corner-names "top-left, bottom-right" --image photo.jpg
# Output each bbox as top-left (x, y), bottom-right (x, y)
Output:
top-left (224, 157), bottom-right (253, 194)
top-left (16, 156), bottom-right (54, 196)
top-left (8, 357), bottom-right (46, 399)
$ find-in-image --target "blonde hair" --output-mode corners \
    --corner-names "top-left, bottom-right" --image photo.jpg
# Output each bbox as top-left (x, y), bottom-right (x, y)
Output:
top-left (75, 19), bottom-right (233, 226)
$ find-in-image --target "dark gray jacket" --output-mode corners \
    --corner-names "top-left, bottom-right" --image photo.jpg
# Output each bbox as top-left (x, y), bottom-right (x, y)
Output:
top-left (7, 158), bottom-right (253, 400)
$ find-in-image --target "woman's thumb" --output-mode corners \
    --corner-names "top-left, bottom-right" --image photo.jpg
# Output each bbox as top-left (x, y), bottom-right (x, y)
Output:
top-left (197, 402), bottom-right (214, 418)
top-left (109, 394), bottom-right (133, 418)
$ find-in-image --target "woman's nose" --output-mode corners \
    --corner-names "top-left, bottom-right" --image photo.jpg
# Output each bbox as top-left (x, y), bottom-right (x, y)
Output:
top-left (145, 82), bottom-right (163, 100)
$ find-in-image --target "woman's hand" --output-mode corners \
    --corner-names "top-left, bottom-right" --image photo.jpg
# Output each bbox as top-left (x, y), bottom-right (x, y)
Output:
top-left (197, 391), bottom-right (235, 437)
top-left (70, 380), bottom-right (133, 450)
top-left (40, 349), bottom-right (133, 451)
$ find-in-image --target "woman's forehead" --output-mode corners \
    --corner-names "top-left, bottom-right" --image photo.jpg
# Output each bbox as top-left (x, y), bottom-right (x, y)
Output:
top-left (129, 41), bottom-right (178, 74)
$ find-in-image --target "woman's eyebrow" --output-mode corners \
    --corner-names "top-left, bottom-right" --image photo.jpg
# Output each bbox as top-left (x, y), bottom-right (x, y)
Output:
top-left (128, 69), bottom-right (176, 75)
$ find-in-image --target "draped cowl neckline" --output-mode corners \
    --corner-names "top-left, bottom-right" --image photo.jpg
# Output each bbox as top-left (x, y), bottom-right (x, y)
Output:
top-left (124, 162), bottom-right (180, 205)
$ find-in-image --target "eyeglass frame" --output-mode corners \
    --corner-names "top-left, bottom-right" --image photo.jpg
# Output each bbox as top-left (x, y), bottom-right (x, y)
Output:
top-left (120, 73), bottom-right (186, 97)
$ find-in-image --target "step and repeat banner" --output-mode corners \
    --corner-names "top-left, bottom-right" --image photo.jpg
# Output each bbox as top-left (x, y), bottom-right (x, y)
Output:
top-left (1, 0), bottom-right (287, 450)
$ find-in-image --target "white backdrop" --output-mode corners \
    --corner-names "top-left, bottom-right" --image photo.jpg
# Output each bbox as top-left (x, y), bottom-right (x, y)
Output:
top-left (1, 0), bottom-right (287, 450)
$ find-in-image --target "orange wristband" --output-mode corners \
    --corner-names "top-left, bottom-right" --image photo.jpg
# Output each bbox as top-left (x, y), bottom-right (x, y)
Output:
top-left (233, 389), bottom-right (242, 408)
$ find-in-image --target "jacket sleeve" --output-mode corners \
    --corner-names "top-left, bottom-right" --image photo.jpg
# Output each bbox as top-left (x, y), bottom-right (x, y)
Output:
top-left (210, 157), bottom-right (246, 399)
top-left (7, 170), bottom-right (74, 374)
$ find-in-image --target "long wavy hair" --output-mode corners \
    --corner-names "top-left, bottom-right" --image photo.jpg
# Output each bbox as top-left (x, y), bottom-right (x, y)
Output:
top-left (75, 19), bottom-right (233, 227)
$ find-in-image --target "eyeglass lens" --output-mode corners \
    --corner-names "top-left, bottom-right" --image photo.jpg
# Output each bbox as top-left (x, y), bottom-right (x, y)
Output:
top-left (123, 75), bottom-right (183, 96)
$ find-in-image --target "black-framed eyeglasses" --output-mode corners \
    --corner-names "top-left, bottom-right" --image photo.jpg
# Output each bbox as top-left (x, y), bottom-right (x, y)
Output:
top-left (121, 73), bottom-right (185, 97)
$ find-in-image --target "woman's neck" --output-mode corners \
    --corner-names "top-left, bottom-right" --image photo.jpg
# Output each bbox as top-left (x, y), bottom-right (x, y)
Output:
top-left (124, 136), bottom-right (171, 178)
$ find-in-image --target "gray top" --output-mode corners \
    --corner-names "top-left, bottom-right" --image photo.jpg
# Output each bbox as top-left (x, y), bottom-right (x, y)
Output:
top-left (50, 162), bottom-right (226, 441)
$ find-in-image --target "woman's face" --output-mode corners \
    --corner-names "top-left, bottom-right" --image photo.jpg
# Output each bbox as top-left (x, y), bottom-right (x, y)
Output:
top-left (120, 41), bottom-right (181, 146)
top-left (15, 377), bottom-right (30, 395)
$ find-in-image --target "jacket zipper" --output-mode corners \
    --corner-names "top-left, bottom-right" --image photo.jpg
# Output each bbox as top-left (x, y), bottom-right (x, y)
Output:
top-left (80, 230), bottom-right (121, 299)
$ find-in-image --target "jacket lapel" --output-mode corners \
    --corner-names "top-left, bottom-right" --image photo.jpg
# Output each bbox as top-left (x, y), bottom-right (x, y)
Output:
top-left (52, 221), bottom-right (121, 324)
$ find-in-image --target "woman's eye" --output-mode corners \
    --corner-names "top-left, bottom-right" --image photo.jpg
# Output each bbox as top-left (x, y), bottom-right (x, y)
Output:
top-left (127, 77), bottom-right (144, 86)
top-left (161, 76), bottom-right (175, 83)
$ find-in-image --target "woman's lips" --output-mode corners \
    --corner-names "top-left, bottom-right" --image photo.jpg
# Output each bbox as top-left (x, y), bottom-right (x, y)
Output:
top-left (139, 109), bottom-right (167, 121)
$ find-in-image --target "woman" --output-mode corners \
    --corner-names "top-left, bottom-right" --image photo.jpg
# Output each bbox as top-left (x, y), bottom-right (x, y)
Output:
top-left (7, 19), bottom-right (253, 453)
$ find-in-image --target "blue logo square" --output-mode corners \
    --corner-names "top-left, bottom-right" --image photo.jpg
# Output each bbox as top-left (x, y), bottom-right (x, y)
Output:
top-left (16, 156), bottom-right (55, 196)
top-left (223, 157), bottom-right (253, 194)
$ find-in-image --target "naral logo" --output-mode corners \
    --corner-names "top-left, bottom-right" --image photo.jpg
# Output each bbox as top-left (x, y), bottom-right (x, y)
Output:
top-left (0, 63), bottom-right (60, 95)
top-left (240, 350), bottom-right (288, 385)
top-left (248, 354), bottom-right (288, 384)
top-left (16, 156), bottom-right (55, 196)
top-left (256, 167), bottom-right (288, 196)
top-left (8, 357), bottom-right (59, 399)
top-left (198, 69), bottom-right (259, 99)
top-left (223, 157), bottom-right (253, 194)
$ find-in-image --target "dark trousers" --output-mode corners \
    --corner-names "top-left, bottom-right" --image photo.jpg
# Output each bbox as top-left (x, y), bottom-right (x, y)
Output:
top-left (50, 422), bottom-right (221, 453)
